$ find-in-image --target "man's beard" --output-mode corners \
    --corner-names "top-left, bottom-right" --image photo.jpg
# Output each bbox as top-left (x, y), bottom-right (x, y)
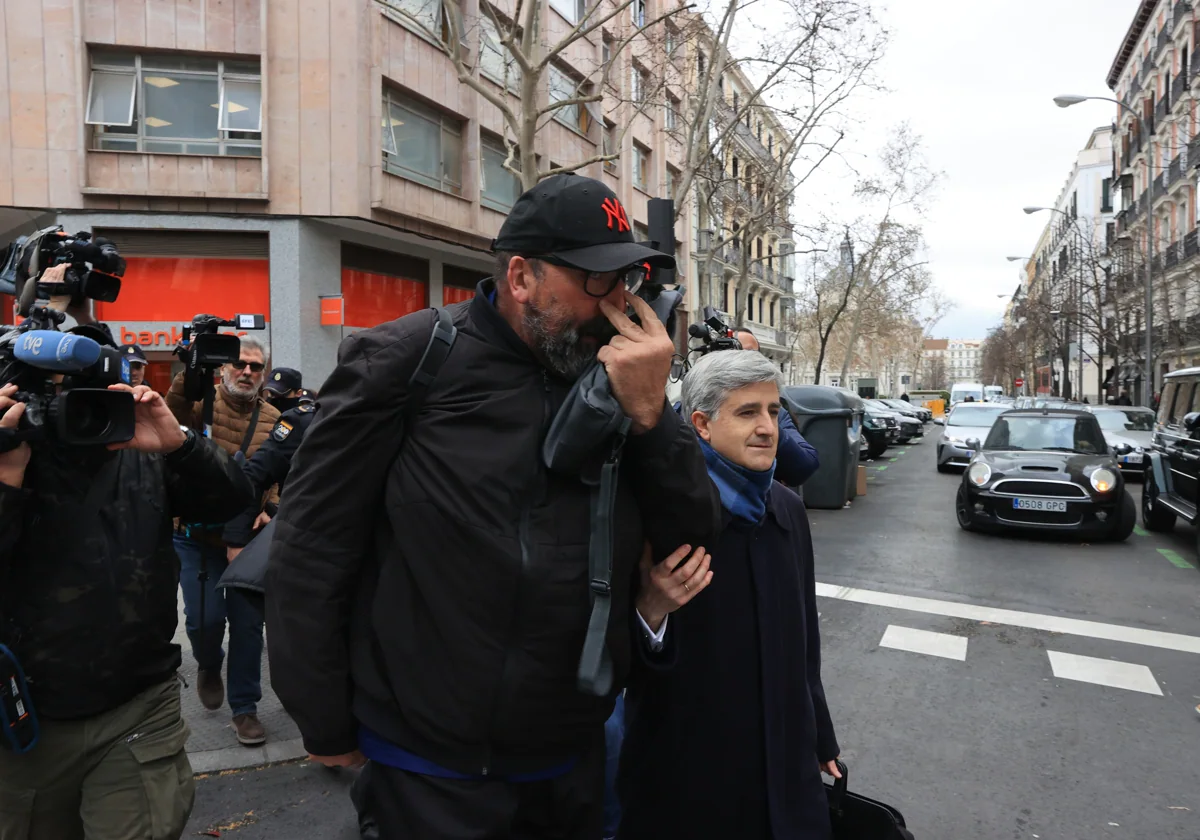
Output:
top-left (221, 370), bottom-right (259, 400)
top-left (524, 296), bottom-right (618, 380)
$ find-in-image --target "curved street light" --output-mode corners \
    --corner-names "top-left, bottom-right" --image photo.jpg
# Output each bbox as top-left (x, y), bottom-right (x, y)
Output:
top-left (1053, 93), bottom-right (1154, 407)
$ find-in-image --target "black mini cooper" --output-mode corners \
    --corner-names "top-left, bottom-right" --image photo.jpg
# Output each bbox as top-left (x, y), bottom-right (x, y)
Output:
top-left (954, 408), bottom-right (1136, 541)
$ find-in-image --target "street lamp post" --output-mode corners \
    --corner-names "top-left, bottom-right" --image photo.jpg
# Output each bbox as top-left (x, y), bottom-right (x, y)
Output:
top-left (1055, 94), bottom-right (1154, 407)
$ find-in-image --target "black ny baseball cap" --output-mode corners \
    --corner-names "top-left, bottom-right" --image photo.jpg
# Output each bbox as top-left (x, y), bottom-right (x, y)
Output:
top-left (264, 367), bottom-right (303, 394)
top-left (491, 174), bottom-right (676, 273)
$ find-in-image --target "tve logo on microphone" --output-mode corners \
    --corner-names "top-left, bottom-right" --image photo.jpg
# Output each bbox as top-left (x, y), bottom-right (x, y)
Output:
top-left (19, 333), bottom-right (46, 356)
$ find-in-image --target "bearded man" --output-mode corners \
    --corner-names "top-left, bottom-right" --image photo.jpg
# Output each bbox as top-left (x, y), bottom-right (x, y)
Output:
top-left (167, 336), bottom-right (280, 747)
top-left (264, 173), bottom-right (721, 839)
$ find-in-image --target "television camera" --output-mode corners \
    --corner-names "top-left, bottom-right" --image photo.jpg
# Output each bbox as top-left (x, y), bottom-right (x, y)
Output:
top-left (174, 313), bottom-right (267, 437)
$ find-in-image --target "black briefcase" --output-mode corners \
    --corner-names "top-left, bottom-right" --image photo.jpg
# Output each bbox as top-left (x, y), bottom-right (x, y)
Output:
top-left (825, 760), bottom-right (915, 840)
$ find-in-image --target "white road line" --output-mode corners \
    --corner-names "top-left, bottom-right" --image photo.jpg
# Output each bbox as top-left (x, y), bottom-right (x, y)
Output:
top-left (879, 625), bottom-right (968, 661)
top-left (816, 582), bottom-right (1200, 655)
top-left (1046, 651), bottom-right (1163, 696)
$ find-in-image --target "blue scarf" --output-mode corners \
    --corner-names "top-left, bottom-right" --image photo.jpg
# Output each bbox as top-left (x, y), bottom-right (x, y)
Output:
top-left (699, 438), bottom-right (776, 524)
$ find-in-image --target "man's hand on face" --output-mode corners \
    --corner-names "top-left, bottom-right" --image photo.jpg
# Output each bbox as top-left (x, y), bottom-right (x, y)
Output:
top-left (597, 290), bottom-right (674, 435)
top-left (104, 384), bottom-right (188, 454)
top-left (0, 384), bottom-right (31, 488)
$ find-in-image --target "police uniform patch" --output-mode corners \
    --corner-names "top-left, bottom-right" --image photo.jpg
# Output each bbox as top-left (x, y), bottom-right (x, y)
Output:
top-left (297, 402), bottom-right (316, 413)
top-left (272, 421), bottom-right (292, 442)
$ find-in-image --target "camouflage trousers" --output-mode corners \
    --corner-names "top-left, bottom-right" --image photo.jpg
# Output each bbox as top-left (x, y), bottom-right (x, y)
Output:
top-left (0, 677), bottom-right (194, 840)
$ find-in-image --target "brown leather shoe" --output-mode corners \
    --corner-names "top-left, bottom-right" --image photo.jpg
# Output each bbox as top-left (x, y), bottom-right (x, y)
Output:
top-left (197, 669), bottom-right (224, 711)
top-left (233, 713), bottom-right (266, 746)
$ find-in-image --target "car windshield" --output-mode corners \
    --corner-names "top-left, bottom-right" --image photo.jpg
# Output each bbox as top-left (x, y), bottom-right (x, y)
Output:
top-left (984, 415), bottom-right (1108, 453)
top-left (947, 405), bottom-right (1009, 426)
top-left (1093, 409), bottom-right (1156, 432)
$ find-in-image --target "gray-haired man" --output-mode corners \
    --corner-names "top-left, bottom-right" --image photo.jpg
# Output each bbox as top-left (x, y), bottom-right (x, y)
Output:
top-left (167, 336), bottom-right (280, 746)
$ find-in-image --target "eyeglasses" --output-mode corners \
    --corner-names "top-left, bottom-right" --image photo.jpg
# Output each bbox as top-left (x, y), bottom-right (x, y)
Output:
top-left (530, 256), bottom-right (647, 298)
top-left (231, 361), bottom-right (265, 373)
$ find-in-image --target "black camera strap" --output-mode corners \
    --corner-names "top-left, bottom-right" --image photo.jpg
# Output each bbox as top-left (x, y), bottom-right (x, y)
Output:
top-left (238, 401), bottom-right (261, 458)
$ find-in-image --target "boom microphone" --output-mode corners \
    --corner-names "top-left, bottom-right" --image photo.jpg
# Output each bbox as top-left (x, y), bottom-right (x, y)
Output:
top-left (12, 330), bottom-right (102, 372)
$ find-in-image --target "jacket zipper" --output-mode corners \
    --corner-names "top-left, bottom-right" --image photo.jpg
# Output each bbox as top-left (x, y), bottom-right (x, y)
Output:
top-left (479, 372), bottom-right (552, 776)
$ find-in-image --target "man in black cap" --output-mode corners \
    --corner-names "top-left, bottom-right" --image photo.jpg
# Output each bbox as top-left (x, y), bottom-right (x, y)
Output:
top-left (266, 173), bottom-right (721, 838)
top-left (119, 343), bottom-right (148, 387)
top-left (263, 366), bottom-right (304, 413)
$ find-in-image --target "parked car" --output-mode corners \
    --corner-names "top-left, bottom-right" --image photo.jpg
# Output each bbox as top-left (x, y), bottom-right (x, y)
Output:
top-left (861, 404), bottom-right (899, 459)
top-left (936, 403), bottom-right (1011, 472)
top-left (1142, 368), bottom-right (1200, 555)
top-left (866, 399), bottom-right (922, 444)
top-left (881, 398), bottom-right (932, 423)
top-left (955, 408), bottom-right (1135, 541)
top-left (1085, 405), bottom-right (1155, 475)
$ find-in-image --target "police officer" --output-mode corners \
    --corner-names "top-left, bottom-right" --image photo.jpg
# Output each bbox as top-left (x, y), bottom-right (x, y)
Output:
top-left (119, 343), bottom-right (148, 387)
top-left (262, 367), bottom-right (304, 414)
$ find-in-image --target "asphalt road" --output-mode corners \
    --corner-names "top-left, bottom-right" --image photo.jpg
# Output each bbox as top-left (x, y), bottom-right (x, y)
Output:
top-left (185, 431), bottom-right (1200, 839)
top-left (811, 435), bottom-right (1200, 840)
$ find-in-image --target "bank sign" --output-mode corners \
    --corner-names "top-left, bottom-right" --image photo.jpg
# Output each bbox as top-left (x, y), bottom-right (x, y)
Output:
top-left (110, 321), bottom-right (271, 353)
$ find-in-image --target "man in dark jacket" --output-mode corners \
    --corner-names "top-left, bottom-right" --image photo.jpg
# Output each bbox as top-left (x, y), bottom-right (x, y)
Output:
top-left (0, 379), bottom-right (254, 840)
top-left (620, 350), bottom-right (840, 840)
top-left (265, 173), bottom-right (722, 839)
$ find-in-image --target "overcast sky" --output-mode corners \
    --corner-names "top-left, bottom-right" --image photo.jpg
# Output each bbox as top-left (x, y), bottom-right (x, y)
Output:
top-left (799, 0), bottom-right (1139, 340)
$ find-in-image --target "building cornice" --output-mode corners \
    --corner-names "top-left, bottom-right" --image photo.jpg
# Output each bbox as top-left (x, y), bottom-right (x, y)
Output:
top-left (1107, 0), bottom-right (1158, 90)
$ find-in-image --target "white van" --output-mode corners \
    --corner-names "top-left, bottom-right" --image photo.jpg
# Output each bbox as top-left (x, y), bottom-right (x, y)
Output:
top-left (984, 385), bottom-right (1004, 402)
top-left (950, 382), bottom-right (985, 406)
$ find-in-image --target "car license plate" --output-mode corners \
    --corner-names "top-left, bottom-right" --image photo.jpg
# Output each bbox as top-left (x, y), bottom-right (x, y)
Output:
top-left (964, 450), bottom-right (974, 458)
top-left (1123, 453), bottom-right (1143, 464)
top-left (1013, 497), bottom-right (1067, 512)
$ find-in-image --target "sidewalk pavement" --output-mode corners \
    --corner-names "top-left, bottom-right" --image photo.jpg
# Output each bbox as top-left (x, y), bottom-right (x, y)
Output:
top-left (174, 589), bottom-right (308, 774)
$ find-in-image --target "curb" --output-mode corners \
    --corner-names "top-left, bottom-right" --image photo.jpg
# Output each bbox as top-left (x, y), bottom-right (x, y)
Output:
top-left (188, 737), bottom-right (308, 775)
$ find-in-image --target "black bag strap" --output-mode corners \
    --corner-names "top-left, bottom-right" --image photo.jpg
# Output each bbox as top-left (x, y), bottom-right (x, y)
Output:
top-left (576, 417), bottom-right (631, 696)
top-left (403, 307), bottom-right (456, 433)
top-left (238, 400), bottom-right (262, 458)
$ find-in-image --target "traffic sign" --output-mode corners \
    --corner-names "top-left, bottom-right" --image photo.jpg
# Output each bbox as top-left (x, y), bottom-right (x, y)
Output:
top-left (1015, 378), bottom-right (1025, 387)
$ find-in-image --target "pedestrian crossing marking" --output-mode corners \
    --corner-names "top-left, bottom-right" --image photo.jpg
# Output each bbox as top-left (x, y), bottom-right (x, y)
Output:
top-left (879, 625), bottom-right (967, 661)
top-left (816, 582), bottom-right (1200, 654)
top-left (1132, 525), bottom-right (1149, 537)
top-left (1157, 548), bottom-right (1195, 569)
top-left (888, 457), bottom-right (898, 462)
top-left (1046, 651), bottom-right (1163, 696)
top-left (875, 465), bottom-right (888, 471)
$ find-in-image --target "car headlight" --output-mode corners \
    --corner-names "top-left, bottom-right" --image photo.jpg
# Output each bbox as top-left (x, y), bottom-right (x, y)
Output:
top-left (945, 436), bottom-right (965, 444)
top-left (968, 462), bottom-right (992, 486)
top-left (864, 418), bottom-right (879, 429)
top-left (1090, 468), bottom-right (1117, 493)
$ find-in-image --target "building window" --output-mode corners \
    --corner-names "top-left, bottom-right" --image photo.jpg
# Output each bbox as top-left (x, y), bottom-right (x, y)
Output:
top-left (665, 24), bottom-right (677, 56)
top-left (382, 88), bottom-right (463, 195)
top-left (480, 16), bottom-right (520, 91)
top-left (480, 134), bottom-right (522, 212)
top-left (87, 52), bottom-right (262, 156)
top-left (549, 0), bottom-right (586, 24)
top-left (1101, 177), bottom-right (1112, 213)
top-left (549, 65), bottom-right (592, 134)
top-left (666, 95), bottom-right (679, 131)
top-left (603, 120), bottom-right (619, 174)
top-left (733, 91), bottom-right (739, 112)
top-left (634, 0), bottom-right (646, 28)
top-left (666, 165), bottom-right (678, 199)
top-left (697, 50), bottom-right (706, 78)
top-left (631, 64), bottom-right (648, 103)
top-left (768, 134), bottom-right (773, 155)
top-left (731, 156), bottom-right (739, 178)
top-left (634, 221), bottom-right (650, 243)
top-left (381, 0), bottom-right (467, 47)
top-left (634, 144), bottom-right (650, 192)
top-left (602, 33), bottom-right (612, 66)
top-left (756, 121), bottom-right (762, 141)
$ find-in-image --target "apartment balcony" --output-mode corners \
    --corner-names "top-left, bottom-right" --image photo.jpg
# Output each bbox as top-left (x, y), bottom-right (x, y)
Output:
top-left (1129, 129), bottom-right (1143, 159)
top-left (1186, 228), bottom-right (1199, 259)
top-left (1144, 50), bottom-right (1157, 80)
top-left (1169, 151), bottom-right (1185, 186)
top-left (1152, 253), bottom-right (1163, 273)
top-left (1174, 0), bottom-right (1192, 32)
top-left (781, 275), bottom-right (795, 295)
top-left (1166, 239), bottom-right (1181, 268)
top-left (1152, 174), bottom-right (1167, 202)
top-left (751, 262), bottom-right (764, 280)
top-left (1156, 24), bottom-right (1172, 59)
top-left (1156, 94), bottom-right (1169, 125)
top-left (1174, 69), bottom-right (1189, 105)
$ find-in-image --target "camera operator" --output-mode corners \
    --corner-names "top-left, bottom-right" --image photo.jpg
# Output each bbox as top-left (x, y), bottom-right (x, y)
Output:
top-left (0, 275), bottom-right (254, 838)
top-left (166, 337), bottom-right (280, 747)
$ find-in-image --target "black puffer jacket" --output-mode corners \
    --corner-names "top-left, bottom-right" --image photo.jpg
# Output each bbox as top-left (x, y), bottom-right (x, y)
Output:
top-left (266, 281), bottom-right (722, 773)
top-left (0, 434), bottom-right (254, 719)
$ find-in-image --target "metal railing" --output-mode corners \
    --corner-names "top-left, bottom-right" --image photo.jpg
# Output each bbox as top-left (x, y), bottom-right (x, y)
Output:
top-left (1152, 253), bottom-right (1163, 272)
top-left (1174, 69), bottom-right (1189, 104)
top-left (1175, 0), bottom-right (1191, 30)
top-left (1193, 46), bottom-right (1200, 78)
top-left (1144, 51), bottom-right (1156, 81)
top-left (1166, 240), bottom-right (1180, 268)
top-left (1130, 129), bottom-right (1143, 157)
top-left (1157, 25), bottom-right (1172, 59)
top-left (1187, 228), bottom-right (1199, 259)
top-left (1169, 152), bottom-right (1184, 185)
top-left (1156, 93), bottom-right (1169, 125)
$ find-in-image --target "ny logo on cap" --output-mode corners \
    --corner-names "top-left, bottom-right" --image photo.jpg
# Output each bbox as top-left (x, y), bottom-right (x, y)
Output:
top-left (601, 197), bottom-right (631, 233)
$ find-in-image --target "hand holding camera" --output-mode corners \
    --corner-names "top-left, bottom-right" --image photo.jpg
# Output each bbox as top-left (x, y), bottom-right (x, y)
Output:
top-left (103, 384), bottom-right (187, 454)
top-left (0, 384), bottom-right (30, 488)
top-left (598, 291), bottom-right (676, 435)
